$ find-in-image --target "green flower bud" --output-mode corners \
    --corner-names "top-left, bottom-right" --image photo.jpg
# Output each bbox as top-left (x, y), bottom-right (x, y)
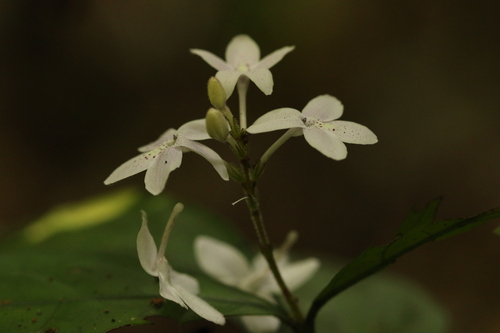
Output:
top-left (206, 108), bottom-right (229, 142)
top-left (207, 77), bottom-right (227, 110)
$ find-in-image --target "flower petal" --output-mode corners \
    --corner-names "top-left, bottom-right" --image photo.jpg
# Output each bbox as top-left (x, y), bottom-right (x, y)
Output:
top-left (144, 147), bottom-right (183, 195)
top-left (241, 315), bottom-right (280, 333)
top-left (137, 211), bottom-right (158, 276)
top-left (225, 35), bottom-right (260, 67)
top-left (171, 269), bottom-right (200, 295)
top-left (245, 68), bottom-right (274, 95)
top-left (302, 95), bottom-right (343, 122)
top-left (332, 120), bottom-right (378, 144)
top-left (178, 119), bottom-right (211, 141)
top-left (174, 283), bottom-right (226, 325)
top-left (246, 108), bottom-right (304, 134)
top-left (138, 128), bottom-right (176, 152)
top-left (215, 70), bottom-right (242, 98)
top-left (179, 139), bottom-right (229, 181)
top-left (256, 257), bottom-right (319, 297)
top-left (195, 236), bottom-right (250, 286)
top-left (250, 253), bottom-right (268, 272)
top-left (278, 258), bottom-right (320, 291)
top-left (303, 127), bottom-right (348, 160)
top-left (157, 257), bottom-right (187, 307)
top-left (104, 148), bottom-right (159, 185)
top-left (253, 45), bottom-right (295, 70)
top-left (190, 49), bottom-right (231, 71)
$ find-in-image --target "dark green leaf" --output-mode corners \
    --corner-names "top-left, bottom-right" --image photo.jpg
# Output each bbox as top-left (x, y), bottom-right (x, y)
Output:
top-left (0, 189), bottom-right (282, 333)
top-left (306, 199), bottom-right (500, 329)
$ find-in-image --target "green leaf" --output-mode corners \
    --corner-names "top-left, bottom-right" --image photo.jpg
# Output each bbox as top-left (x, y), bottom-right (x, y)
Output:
top-left (395, 198), bottom-right (441, 235)
top-left (305, 199), bottom-right (500, 330)
top-left (0, 189), bottom-right (283, 333)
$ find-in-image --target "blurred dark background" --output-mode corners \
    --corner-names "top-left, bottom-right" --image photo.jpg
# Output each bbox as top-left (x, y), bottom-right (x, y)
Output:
top-left (1, 1), bottom-right (500, 332)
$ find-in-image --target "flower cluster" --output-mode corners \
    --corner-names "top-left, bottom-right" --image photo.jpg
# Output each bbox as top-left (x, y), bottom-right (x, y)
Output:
top-left (104, 35), bottom-right (376, 195)
top-left (104, 34), bottom-right (377, 331)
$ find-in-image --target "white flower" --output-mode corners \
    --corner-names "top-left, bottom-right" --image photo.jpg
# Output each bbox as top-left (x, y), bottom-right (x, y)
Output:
top-left (247, 95), bottom-right (378, 160)
top-left (194, 232), bottom-right (319, 333)
top-left (137, 205), bottom-right (225, 325)
top-left (104, 119), bottom-right (229, 195)
top-left (190, 34), bottom-right (294, 98)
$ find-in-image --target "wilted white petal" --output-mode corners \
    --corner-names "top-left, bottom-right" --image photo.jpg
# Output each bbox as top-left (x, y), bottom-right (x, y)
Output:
top-left (241, 315), bottom-right (280, 333)
top-left (104, 148), bottom-right (161, 185)
top-left (254, 46), bottom-right (295, 70)
top-left (302, 95), bottom-right (343, 122)
top-left (137, 211), bottom-right (158, 276)
top-left (247, 108), bottom-right (304, 134)
top-left (171, 270), bottom-right (200, 295)
top-left (245, 68), bottom-right (274, 95)
top-left (303, 128), bottom-right (348, 160)
top-left (138, 211), bottom-right (224, 326)
top-left (144, 147), bottom-right (183, 195)
top-left (179, 139), bottom-right (228, 181)
top-left (226, 35), bottom-right (260, 67)
top-left (332, 120), bottom-right (378, 144)
top-left (195, 236), bottom-right (250, 285)
top-left (138, 128), bottom-right (176, 152)
top-left (157, 257), bottom-right (186, 307)
top-left (190, 49), bottom-right (231, 71)
top-left (215, 70), bottom-right (243, 98)
top-left (178, 119), bottom-right (211, 141)
top-left (175, 283), bottom-right (226, 325)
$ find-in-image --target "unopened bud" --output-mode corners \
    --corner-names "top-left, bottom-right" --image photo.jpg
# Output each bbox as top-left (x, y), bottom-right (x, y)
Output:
top-left (206, 108), bottom-right (229, 142)
top-left (208, 77), bottom-right (227, 110)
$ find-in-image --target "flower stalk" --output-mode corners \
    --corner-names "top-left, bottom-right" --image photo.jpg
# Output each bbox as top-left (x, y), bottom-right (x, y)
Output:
top-left (233, 131), bottom-right (305, 327)
top-left (243, 178), bottom-right (305, 327)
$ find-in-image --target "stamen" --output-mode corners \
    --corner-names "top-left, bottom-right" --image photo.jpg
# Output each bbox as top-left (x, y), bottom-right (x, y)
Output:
top-left (162, 138), bottom-right (176, 148)
top-left (236, 63), bottom-right (249, 72)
